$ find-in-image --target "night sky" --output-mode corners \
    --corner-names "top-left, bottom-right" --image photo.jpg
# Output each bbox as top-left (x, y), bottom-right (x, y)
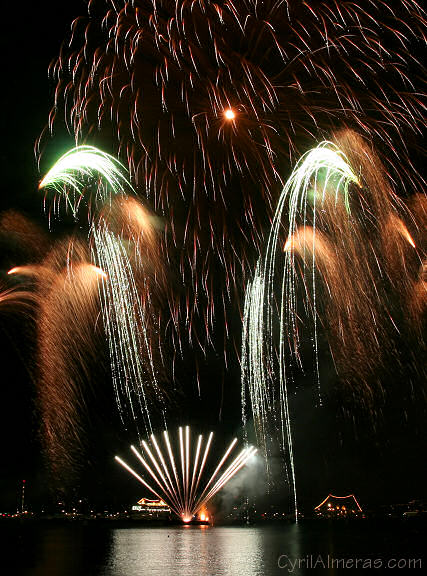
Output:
top-left (0, 1), bottom-right (426, 516)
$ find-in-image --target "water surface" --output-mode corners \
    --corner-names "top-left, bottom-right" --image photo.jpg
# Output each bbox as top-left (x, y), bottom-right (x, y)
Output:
top-left (2, 520), bottom-right (425, 575)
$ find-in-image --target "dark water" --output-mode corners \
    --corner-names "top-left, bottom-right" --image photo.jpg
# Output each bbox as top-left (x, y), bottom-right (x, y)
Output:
top-left (2, 520), bottom-right (425, 575)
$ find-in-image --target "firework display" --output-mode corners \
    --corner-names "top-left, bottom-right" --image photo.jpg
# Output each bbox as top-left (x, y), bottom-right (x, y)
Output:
top-left (40, 0), bottom-right (426, 351)
top-left (241, 129), bottom-right (425, 515)
top-left (0, 282), bottom-right (36, 313)
top-left (241, 139), bottom-right (360, 515)
top-left (116, 426), bottom-right (256, 521)
top-left (0, 0), bottom-right (424, 510)
top-left (40, 147), bottom-right (165, 436)
top-left (1, 237), bottom-right (107, 487)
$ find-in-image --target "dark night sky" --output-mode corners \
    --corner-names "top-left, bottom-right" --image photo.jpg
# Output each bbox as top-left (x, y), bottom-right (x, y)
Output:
top-left (0, 1), bottom-right (426, 515)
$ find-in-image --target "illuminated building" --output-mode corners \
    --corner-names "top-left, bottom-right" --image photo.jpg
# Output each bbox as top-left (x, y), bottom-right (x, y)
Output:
top-left (131, 498), bottom-right (171, 518)
top-left (314, 494), bottom-right (363, 518)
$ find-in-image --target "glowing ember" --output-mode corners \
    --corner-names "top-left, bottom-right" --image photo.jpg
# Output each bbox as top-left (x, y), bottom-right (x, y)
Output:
top-left (224, 108), bottom-right (236, 120)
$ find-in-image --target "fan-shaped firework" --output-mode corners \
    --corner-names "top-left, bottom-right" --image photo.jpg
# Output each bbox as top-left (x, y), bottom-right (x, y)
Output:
top-left (42, 0), bottom-right (426, 350)
top-left (241, 129), bottom-right (425, 516)
top-left (116, 426), bottom-right (256, 521)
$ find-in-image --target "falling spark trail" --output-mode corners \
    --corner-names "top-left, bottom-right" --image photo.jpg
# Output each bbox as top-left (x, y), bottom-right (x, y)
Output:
top-left (92, 221), bottom-right (160, 433)
top-left (39, 145), bottom-right (162, 435)
top-left (242, 141), bottom-right (360, 520)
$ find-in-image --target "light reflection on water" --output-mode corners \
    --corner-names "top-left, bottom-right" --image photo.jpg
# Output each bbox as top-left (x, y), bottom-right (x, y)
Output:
top-left (105, 526), bottom-right (274, 576)
top-left (3, 520), bottom-right (425, 576)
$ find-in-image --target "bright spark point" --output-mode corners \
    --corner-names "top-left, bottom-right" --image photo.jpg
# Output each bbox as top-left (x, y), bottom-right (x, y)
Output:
top-left (116, 426), bottom-right (256, 522)
top-left (283, 239), bottom-right (293, 252)
top-left (224, 108), bottom-right (236, 120)
top-left (88, 265), bottom-right (107, 279)
top-left (407, 234), bottom-right (416, 248)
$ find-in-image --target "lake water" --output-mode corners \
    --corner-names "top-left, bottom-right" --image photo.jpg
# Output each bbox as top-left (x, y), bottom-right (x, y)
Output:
top-left (2, 520), bottom-right (425, 575)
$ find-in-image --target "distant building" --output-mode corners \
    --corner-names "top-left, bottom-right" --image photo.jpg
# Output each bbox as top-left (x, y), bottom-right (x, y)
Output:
top-left (315, 494), bottom-right (363, 518)
top-left (131, 498), bottom-right (171, 518)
